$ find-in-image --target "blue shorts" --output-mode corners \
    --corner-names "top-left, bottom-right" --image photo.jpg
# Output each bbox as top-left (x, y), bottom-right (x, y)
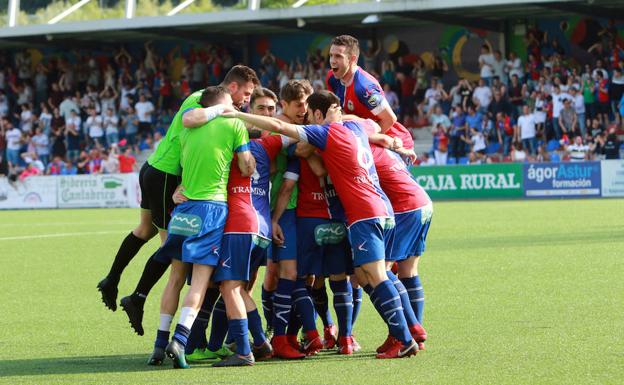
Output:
top-left (347, 217), bottom-right (396, 267)
top-left (296, 217), bottom-right (353, 277)
top-left (271, 208), bottom-right (297, 262)
top-left (154, 200), bottom-right (228, 266)
top-left (213, 234), bottom-right (270, 283)
top-left (388, 208), bottom-right (432, 262)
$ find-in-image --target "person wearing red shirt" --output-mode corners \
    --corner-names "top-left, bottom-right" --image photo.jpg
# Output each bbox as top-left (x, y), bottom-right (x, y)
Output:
top-left (115, 146), bottom-right (137, 173)
top-left (596, 71), bottom-right (610, 124)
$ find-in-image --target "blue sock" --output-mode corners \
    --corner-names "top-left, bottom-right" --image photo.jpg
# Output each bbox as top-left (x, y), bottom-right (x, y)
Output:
top-left (247, 309), bottom-right (267, 346)
top-left (387, 271), bottom-right (418, 327)
top-left (155, 329), bottom-right (170, 349)
top-left (273, 278), bottom-right (295, 336)
top-left (207, 297), bottom-right (228, 351)
top-left (351, 286), bottom-right (363, 326)
top-left (185, 288), bottom-right (219, 354)
top-left (372, 280), bottom-right (412, 345)
top-left (287, 309), bottom-right (302, 336)
top-left (329, 279), bottom-right (353, 337)
top-left (261, 287), bottom-right (274, 330)
top-left (228, 319), bottom-right (251, 356)
top-left (293, 279), bottom-right (317, 333)
top-left (401, 275), bottom-right (425, 324)
top-left (172, 324), bottom-right (191, 347)
top-left (311, 286), bottom-right (334, 327)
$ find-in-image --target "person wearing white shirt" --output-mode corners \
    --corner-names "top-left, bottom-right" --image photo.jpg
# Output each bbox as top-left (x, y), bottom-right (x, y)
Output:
top-left (85, 108), bottom-right (104, 147)
top-left (478, 45), bottom-right (495, 85)
top-left (516, 105), bottom-right (537, 155)
top-left (3, 118), bottom-right (22, 168)
top-left (134, 94), bottom-right (154, 135)
top-left (506, 52), bottom-right (524, 81)
top-left (31, 127), bottom-right (50, 166)
top-left (101, 149), bottom-right (120, 174)
top-left (20, 104), bottom-right (34, 134)
top-left (466, 127), bottom-right (486, 155)
top-left (551, 85), bottom-right (571, 139)
top-left (103, 108), bottom-right (120, 146)
top-left (492, 50), bottom-right (507, 85)
top-left (472, 79), bottom-right (492, 111)
top-left (59, 94), bottom-right (79, 120)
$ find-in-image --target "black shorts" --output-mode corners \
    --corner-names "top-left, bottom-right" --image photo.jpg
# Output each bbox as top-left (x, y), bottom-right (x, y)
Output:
top-left (139, 162), bottom-right (180, 230)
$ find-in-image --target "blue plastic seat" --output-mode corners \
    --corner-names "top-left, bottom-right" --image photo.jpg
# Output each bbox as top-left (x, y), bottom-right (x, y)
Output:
top-left (550, 152), bottom-right (560, 162)
top-left (447, 157), bottom-right (457, 164)
top-left (486, 142), bottom-right (500, 154)
top-left (458, 157), bottom-right (469, 164)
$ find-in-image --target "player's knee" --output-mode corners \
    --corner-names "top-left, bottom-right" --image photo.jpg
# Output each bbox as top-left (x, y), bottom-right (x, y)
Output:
top-left (398, 256), bottom-right (420, 277)
top-left (329, 273), bottom-right (346, 281)
top-left (133, 224), bottom-right (157, 241)
top-left (279, 261), bottom-right (297, 280)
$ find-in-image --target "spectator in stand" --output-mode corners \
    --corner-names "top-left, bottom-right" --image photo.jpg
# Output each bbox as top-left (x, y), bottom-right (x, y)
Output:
top-left (559, 98), bottom-right (577, 138)
top-left (472, 78), bottom-right (492, 113)
top-left (581, 71), bottom-right (595, 120)
top-left (478, 44), bottom-right (495, 85)
top-left (424, 78), bottom-right (443, 113)
top-left (464, 127), bottom-right (487, 159)
top-left (432, 122), bottom-right (449, 165)
top-left (533, 90), bottom-right (547, 137)
top-left (496, 111), bottom-right (514, 156)
top-left (507, 74), bottom-right (526, 119)
top-left (492, 50), bottom-right (506, 86)
top-left (449, 105), bottom-right (467, 160)
top-left (50, 108), bottom-right (66, 159)
top-left (467, 151), bottom-right (482, 165)
top-left (510, 142), bottom-right (527, 162)
top-left (59, 93), bottom-right (79, 120)
top-left (101, 150), bottom-right (120, 174)
top-left (103, 108), bottom-right (120, 146)
top-left (134, 93), bottom-right (154, 136)
top-left (488, 88), bottom-right (512, 122)
top-left (480, 113), bottom-right (494, 142)
top-left (19, 103), bottom-right (34, 134)
top-left (85, 107), bottom-right (104, 148)
top-left (506, 51), bottom-right (524, 85)
top-left (465, 105), bottom-right (482, 133)
top-left (570, 86), bottom-right (586, 137)
top-left (516, 105), bottom-right (537, 156)
top-left (122, 106), bottom-right (139, 147)
top-left (600, 127), bottom-right (620, 159)
top-left (46, 156), bottom-right (65, 175)
top-left (551, 85), bottom-right (571, 139)
top-left (19, 162), bottom-right (41, 181)
top-left (62, 160), bottom-right (77, 175)
top-left (595, 71), bottom-right (610, 124)
top-left (611, 67), bottom-right (624, 127)
top-left (428, 104), bottom-right (451, 131)
top-left (450, 78), bottom-right (473, 111)
top-left (31, 127), bottom-right (50, 166)
top-left (3, 117), bottom-right (21, 169)
top-left (383, 83), bottom-right (400, 116)
top-left (567, 135), bottom-right (590, 161)
top-left (115, 146), bottom-right (137, 173)
top-left (397, 70), bottom-right (416, 121)
top-left (65, 110), bottom-right (81, 163)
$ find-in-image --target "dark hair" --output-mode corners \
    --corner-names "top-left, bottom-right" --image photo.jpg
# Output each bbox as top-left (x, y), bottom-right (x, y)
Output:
top-left (199, 85), bottom-right (229, 107)
top-left (250, 87), bottom-right (278, 107)
top-left (221, 65), bottom-right (260, 87)
top-left (307, 91), bottom-right (340, 118)
top-left (280, 80), bottom-right (313, 103)
top-left (331, 35), bottom-right (360, 57)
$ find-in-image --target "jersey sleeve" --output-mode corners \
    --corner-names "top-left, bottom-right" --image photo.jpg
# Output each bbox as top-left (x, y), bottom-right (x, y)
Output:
top-left (260, 135), bottom-right (291, 161)
top-left (283, 156), bottom-right (300, 181)
top-left (296, 124), bottom-right (329, 150)
top-left (354, 76), bottom-right (390, 116)
top-left (232, 119), bottom-right (250, 153)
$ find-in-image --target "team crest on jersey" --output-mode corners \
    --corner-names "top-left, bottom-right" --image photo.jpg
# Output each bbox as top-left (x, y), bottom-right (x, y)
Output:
top-left (347, 100), bottom-right (354, 111)
top-left (169, 213), bottom-right (202, 236)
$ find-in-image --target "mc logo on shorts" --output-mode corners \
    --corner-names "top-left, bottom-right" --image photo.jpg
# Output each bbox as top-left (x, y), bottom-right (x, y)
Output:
top-left (314, 223), bottom-right (346, 245)
top-left (169, 213), bottom-right (202, 236)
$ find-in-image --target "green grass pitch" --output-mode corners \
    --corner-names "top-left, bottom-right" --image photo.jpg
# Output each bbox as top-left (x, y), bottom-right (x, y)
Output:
top-left (1, 199), bottom-right (623, 385)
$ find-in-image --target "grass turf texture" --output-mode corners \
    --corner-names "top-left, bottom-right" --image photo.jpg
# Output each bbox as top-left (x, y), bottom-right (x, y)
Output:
top-left (0, 199), bottom-right (623, 385)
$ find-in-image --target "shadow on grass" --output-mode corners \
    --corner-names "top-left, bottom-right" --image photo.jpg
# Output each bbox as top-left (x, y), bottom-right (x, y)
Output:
top-left (0, 351), bottom-right (375, 377)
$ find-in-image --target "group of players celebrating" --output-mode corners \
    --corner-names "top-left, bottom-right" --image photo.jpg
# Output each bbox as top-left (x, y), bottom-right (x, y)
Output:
top-left (96, 35), bottom-right (433, 368)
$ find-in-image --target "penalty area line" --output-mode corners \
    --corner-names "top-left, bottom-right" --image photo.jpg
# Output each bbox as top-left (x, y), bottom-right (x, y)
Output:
top-left (0, 230), bottom-right (127, 241)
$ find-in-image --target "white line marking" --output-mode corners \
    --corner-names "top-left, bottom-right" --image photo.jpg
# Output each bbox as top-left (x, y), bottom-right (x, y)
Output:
top-left (0, 230), bottom-right (126, 241)
top-left (0, 221), bottom-right (135, 228)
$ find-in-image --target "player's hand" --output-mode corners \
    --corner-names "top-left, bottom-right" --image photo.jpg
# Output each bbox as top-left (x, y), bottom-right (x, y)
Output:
top-left (397, 148), bottom-right (418, 164)
top-left (391, 137), bottom-right (403, 150)
top-left (220, 106), bottom-right (237, 118)
top-left (272, 220), bottom-right (285, 246)
top-left (172, 185), bottom-right (188, 205)
top-left (324, 104), bottom-right (342, 123)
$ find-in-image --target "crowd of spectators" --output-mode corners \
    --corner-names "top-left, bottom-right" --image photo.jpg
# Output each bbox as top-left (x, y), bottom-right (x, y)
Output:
top-left (1, 27), bottom-right (624, 182)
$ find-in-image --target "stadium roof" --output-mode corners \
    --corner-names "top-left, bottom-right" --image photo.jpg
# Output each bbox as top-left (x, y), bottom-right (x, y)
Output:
top-left (1, 0), bottom-right (622, 49)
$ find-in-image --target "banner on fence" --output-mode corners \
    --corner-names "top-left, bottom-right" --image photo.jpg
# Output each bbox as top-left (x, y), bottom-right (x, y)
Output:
top-left (57, 174), bottom-right (140, 208)
top-left (0, 176), bottom-right (57, 209)
top-left (524, 162), bottom-right (601, 198)
top-left (411, 163), bottom-right (524, 199)
top-left (600, 160), bottom-right (624, 197)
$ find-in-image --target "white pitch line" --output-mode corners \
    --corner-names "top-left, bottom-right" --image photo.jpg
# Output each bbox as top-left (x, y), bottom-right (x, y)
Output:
top-left (0, 230), bottom-right (126, 241)
top-left (0, 221), bottom-right (135, 227)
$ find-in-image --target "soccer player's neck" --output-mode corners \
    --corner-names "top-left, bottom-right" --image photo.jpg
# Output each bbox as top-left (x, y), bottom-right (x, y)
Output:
top-left (341, 66), bottom-right (358, 85)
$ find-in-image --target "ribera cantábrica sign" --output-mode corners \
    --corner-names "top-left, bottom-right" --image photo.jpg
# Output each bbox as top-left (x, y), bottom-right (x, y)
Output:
top-left (411, 163), bottom-right (523, 199)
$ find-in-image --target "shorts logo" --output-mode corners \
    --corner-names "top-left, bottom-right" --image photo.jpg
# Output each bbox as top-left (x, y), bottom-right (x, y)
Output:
top-left (314, 223), bottom-right (346, 245)
top-left (357, 240), bottom-right (368, 252)
top-left (169, 213), bottom-right (202, 236)
top-left (212, 246), bottom-right (220, 255)
top-left (252, 235), bottom-right (271, 249)
top-left (221, 257), bottom-right (231, 268)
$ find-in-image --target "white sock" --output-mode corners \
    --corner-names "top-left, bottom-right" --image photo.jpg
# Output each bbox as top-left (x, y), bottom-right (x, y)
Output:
top-left (159, 314), bottom-right (173, 332)
top-left (178, 307), bottom-right (198, 330)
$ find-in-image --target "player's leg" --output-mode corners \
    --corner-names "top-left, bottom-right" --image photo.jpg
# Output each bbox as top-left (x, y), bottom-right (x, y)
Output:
top-left (348, 274), bottom-right (363, 352)
top-left (212, 280), bottom-right (254, 367)
top-left (398, 256), bottom-right (427, 349)
top-left (349, 219), bottom-right (416, 359)
top-left (184, 285), bottom-right (221, 361)
top-left (324, 232), bottom-right (353, 354)
top-left (244, 241), bottom-right (273, 360)
top-left (271, 210), bottom-right (304, 359)
top-left (205, 296), bottom-right (232, 358)
top-left (311, 277), bottom-right (337, 349)
top-left (261, 259), bottom-right (278, 338)
top-left (148, 258), bottom-right (187, 365)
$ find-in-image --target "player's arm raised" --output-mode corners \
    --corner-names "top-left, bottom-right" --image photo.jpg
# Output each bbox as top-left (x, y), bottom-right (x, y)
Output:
top-left (182, 104), bottom-right (226, 128)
